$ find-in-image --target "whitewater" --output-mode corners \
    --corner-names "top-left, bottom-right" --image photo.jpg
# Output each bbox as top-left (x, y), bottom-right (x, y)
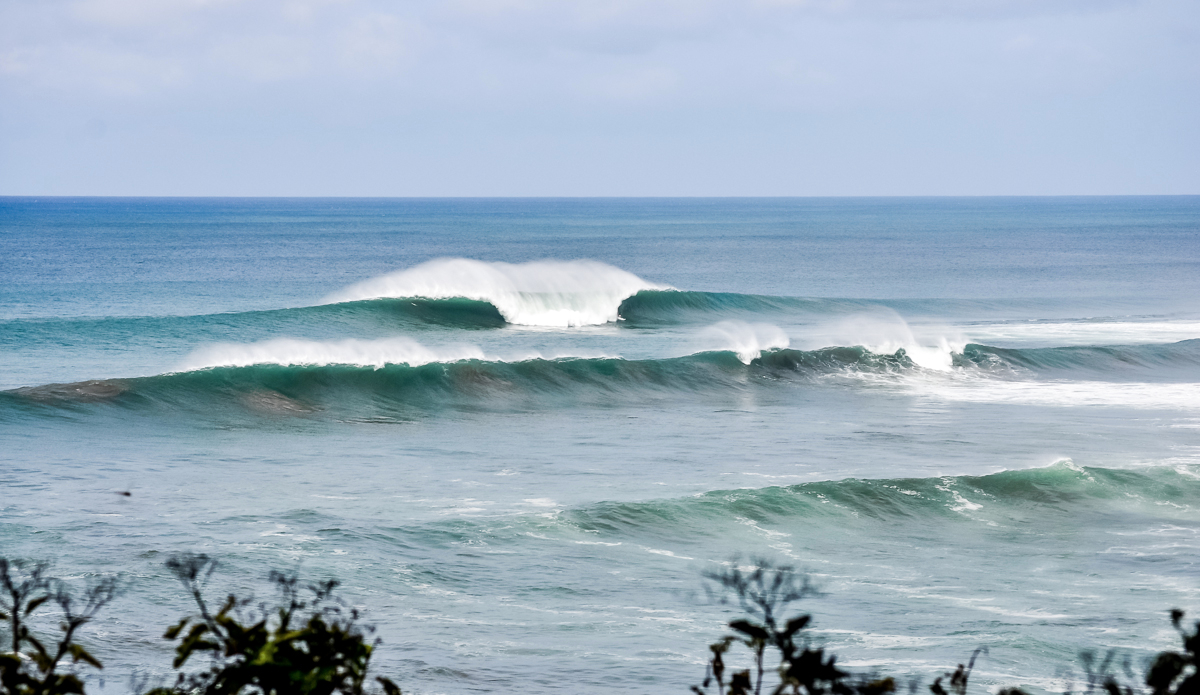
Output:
top-left (1, 196), bottom-right (1199, 694)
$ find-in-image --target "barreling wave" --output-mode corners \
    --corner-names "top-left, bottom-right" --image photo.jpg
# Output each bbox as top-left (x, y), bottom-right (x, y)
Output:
top-left (5, 339), bottom-right (1199, 420)
top-left (0, 291), bottom-right (873, 346)
top-left (0, 298), bottom-right (508, 349)
top-left (0, 346), bottom-right (922, 419)
top-left (324, 258), bottom-right (669, 327)
top-left (615, 290), bottom-right (869, 325)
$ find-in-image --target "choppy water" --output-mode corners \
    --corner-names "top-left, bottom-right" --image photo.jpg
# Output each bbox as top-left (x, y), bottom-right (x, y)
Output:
top-left (2, 197), bottom-right (1199, 694)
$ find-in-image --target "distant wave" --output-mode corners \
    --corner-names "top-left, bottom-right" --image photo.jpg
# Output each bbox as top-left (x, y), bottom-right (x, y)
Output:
top-left (0, 292), bottom-right (869, 342)
top-left (957, 339), bottom-right (1200, 377)
top-left (616, 290), bottom-right (878, 325)
top-left (324, 258), bottom-right (669, 327)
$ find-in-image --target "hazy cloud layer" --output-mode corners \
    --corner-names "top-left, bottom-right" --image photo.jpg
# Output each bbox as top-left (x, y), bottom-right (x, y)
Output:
top-left (1, 0), bottom-right (1196, 194)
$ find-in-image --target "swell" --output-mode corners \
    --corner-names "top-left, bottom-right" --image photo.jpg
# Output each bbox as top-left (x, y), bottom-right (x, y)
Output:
top-left (0, 298), bottom-right (507, 347)
top-left (616, 290), bottom-right (870, 325)
top-left (556, 461), bottom-right (1200, 539)
top-left (0, 347), bottom-right (915, 419)
top-left (0, 290), bottom-right (859, 342)
top-left (7, 337), bottom-right (1200, 419)
top-left (957, 339), bottom-right (1200, 379)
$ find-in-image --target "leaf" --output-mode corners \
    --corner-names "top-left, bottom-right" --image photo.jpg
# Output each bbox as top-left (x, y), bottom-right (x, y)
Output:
top-left (782, 615), bottom-right (812, 637)
top-left (163, 617), bottom-right (189, 640)
top-left (1146, 652), bottom-right (1185, 695)
top-left (728, 619), bottom-right (769, 642)
top-left (24, 595), bottom-right (49, 616)
top-left (51, 673), bottom-right (87, 694)
top-left (68, 643), bottom-right (103, 669)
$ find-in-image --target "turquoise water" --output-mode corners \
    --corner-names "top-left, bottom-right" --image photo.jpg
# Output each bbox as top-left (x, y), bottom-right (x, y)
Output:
top-left (2, 196), bottom-right (1199, 693)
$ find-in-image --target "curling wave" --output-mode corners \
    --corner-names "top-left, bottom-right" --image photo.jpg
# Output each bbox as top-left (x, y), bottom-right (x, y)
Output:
top-left (5, 339), bottom-right (1199, 419)
top-left (324, 258), bottom-right (669, 327)
top-left (1, 345), bottom-right (922, 418)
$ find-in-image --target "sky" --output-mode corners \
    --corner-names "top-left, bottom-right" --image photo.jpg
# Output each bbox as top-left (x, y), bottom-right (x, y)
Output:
top-left (1, 0), bottom-right (1197, 196)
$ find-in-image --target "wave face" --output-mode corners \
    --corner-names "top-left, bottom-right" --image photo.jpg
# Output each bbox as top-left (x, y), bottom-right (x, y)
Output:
top-left (324, 258), bottom-right (668, 327)
top-left (616, 290), bottom-right (837, 324)
top-left (0, 344), bottom-right (929, 418)
top-left (7, 337), bottom-right (1200, 420)
top-left (557, 460), bottom-right (1200, 537)
top-left (957, 339), bottom-right (1200, 378)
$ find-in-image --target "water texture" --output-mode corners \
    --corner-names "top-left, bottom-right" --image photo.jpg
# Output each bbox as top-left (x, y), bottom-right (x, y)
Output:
top-left (1, 196), bottom-right (1199, 694)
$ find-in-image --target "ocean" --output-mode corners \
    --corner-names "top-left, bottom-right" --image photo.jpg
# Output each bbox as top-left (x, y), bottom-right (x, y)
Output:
top-left (1, 196), bottom-right (1198, 693)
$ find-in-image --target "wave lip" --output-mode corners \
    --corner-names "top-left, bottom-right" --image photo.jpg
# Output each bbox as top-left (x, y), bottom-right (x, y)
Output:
top-left (323, 258), bottom-right (669, 328)
top-left (176, 337), bottom-right (489, 371)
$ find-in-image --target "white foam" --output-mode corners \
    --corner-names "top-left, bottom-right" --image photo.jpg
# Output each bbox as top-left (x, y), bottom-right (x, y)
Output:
top-left (177, 337), bottom-right (487, 370)
top-left (917, 378), bottom-right (1200, 410)
top-left (176, 337), bottom-right (624, 371)
top-left (323, 258), bottom-right (669, 327)
top-left (698, 320), bottom-right (790, 364)
top-left (964, 320), bottom-right (1200, 348)
top-left (799, 310), bottom-right (965, 371)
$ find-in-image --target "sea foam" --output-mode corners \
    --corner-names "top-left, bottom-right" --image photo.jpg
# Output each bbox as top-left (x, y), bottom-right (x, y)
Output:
top-left (699, 321), bottom-right (791, 364)
top-left (323, 258), bottom-right (669, 327)
top-left (800, 310), bottom-right (966, 372)
top-left (177, 337), bottom-right (488, 371)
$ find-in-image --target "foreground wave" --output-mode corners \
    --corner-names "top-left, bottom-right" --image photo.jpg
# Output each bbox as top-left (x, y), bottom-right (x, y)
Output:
top-left (557, 460), bottom-right (1200, 535)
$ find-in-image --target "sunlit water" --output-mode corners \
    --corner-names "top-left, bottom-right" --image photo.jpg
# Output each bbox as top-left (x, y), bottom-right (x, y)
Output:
top-left (2, 197), bottom-right (1199, 694)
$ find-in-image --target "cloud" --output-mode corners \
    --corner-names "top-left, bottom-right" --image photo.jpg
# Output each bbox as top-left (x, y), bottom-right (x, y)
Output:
top-left (0, 0), bottom-right (1195, 195)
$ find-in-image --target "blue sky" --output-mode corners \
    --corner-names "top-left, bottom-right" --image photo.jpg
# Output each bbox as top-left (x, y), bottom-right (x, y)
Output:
top-left (1, 0), bottom-right (1197, 195)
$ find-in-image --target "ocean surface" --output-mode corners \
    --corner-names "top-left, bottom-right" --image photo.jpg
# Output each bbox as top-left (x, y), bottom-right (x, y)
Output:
top-left (1, 196), bottom-right (1199, 694)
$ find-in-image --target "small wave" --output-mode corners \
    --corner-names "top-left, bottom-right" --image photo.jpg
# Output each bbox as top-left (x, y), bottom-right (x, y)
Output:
top-left (560, 460), bottom-right (1200, 535)
top-left (958, 339), bottom-right (1200, 377)
top-left (324, 258), bottom-right (669, 327)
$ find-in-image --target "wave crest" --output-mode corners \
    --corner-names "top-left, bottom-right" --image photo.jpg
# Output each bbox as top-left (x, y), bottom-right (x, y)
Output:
top-left (324, 259), bottom-right (668, 327)
top-left (178, 337), bottom-right (489, 371)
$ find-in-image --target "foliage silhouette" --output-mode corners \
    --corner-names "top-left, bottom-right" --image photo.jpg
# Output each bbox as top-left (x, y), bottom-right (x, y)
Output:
top-left (145, 553), bottom-right (401, 695)
top-left (2, 553), bottom-right (1197, 695)
top-left (0, 559), bottom-right (121, 695)
top-left (694, 558), bottom-right (893, 695)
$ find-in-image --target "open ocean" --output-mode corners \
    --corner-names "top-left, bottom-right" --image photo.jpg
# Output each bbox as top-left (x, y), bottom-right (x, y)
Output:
top-left (2, 196), bottom-right (1199, 694)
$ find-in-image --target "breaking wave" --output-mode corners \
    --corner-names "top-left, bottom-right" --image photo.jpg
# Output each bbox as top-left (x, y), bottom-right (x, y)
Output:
top-left (324, 258), bottom-right (669, 327)
top-left (4, 336), bottom-right (1200, 420)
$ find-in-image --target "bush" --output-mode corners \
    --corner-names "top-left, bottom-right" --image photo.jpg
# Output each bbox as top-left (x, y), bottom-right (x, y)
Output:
top-left (693, 558), bottom-right (895, 695)
top-left (145, 553), bottom-right (401, 695)
top-left (1, 553), bottom-right (1196, 695)
top-left (0, 559), bottom-right (120, 695)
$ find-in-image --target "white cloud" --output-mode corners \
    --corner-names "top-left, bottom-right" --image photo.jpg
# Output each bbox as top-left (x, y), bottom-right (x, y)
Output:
top-left (210, 34), bottom-right (312, 82)
top-left (71, 0), bottom-right (245, 30)
top-left (337, 14), bottom-right (427, 75)
top-left (0, 0), bottom-right (1195, 195)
